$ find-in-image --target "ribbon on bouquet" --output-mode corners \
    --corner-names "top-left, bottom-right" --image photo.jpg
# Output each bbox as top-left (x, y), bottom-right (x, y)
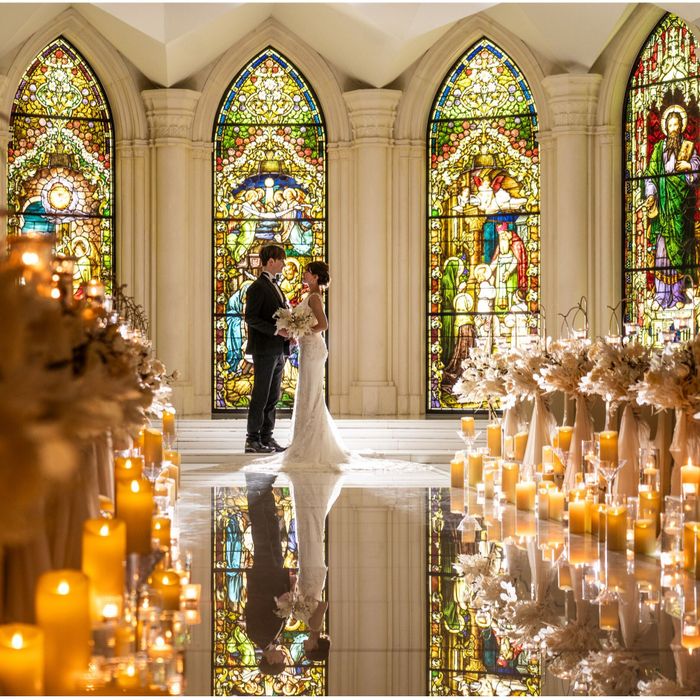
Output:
top-left (616, 403), bottom-right (650, 497)
top-left (564, 394), bottom-right (594, 490)
top-left (523, 395), bottom-right (556, 469)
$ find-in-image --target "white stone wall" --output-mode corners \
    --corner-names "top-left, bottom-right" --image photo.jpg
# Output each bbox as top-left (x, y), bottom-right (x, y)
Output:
top-left (0, 5), bottom-right (676, 417)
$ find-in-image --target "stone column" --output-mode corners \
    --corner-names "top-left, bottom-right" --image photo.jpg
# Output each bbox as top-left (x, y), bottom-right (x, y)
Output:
top-left (540, 74), bottom-right (601, 335)
top-left (344, 89), bottom-right (401, 416)
top-left (142, 89), bottom-right (201, 414)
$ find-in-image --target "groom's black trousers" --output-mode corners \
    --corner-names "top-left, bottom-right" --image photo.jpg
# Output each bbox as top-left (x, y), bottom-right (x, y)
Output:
top-left (247, 352), bottom-right (286, 441)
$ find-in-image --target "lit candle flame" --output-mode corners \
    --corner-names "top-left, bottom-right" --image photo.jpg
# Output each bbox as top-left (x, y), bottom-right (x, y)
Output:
top-left (102, 602), bottom-right (119, 620)
top-left (99, 524), bottom-right (110, 536)
top-left (21, 251), bottom-right (39, 266)
top-left (10, 632), bottom-right (23, 649)
top-left (57, 581), bottom-right (70, 595)
top-left (50, 288), bottom-right (61, 299)
top-left (130, 480), bottom-right (140, 493)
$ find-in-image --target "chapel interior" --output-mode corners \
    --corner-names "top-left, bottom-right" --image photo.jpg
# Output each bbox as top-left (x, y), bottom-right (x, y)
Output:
top-left (3, 1), bottom-right (700, 697)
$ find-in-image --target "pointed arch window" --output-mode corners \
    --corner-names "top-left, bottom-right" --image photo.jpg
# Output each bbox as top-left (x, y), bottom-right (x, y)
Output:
top-left (623, 14), bottom-right (700, 345)
top-left (427, 39), bottom-right (540, 411)
top-left (213, 48), bottom-right (327, 412)
top-left (8, 37), bottom-right (115, 292)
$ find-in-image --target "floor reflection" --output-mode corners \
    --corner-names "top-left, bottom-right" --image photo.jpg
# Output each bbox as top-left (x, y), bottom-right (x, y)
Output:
top-left (178, 472), bottom-right (700, 696)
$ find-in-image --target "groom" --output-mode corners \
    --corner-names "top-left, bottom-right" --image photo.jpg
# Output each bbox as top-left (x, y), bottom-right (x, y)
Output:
top-left (244, 244), bottom-right (290, 453)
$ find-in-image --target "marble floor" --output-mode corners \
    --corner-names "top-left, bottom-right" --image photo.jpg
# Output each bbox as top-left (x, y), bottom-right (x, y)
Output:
top-left (174, 419), bottom-right (700, 696)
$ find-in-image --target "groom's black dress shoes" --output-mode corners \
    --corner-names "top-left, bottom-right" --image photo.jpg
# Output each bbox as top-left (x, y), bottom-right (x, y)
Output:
top-left (245, 439), bottom-right (275, 454)
top-left (262, 437), bottom-right (287, 453)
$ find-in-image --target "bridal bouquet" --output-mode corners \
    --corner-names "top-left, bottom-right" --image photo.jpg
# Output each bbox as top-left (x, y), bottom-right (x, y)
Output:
top-left (274, 305), bottom-right (316, 340)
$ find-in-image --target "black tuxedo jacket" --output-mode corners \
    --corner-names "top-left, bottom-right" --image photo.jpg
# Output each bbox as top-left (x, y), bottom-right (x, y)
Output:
top-left (244, 273), bottom-right (291, 357)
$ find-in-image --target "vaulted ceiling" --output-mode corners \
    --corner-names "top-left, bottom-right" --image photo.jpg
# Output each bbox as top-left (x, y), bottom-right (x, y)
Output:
top-left (1, 3), bottom-right (700, 88)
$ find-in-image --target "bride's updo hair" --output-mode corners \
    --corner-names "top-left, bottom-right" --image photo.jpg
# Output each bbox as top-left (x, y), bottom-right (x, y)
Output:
top-left (307, 261), bottom-right (331, 289)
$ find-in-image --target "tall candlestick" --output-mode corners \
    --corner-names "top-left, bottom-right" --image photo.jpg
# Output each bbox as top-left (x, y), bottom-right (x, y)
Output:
top-left (82, 518), bottom-right (126, 622)
top-left (36, 570), bottom-right (91, 695)
top-left (516, 480), bottom-right (536, 511)
top-left (467, 452), bottom-right (483, 487)
top-left (599, 431), bottom-right (618, 463)
top-left (460, 416), bottom-right (475, 438)
top-left (501, 462), bottom-right (519, 504)
top-left (116, 478), bottom-right (154, 555)
top-left (487, 423), bottom-right (502, 457)
top-left (450, 455), bottom-right (465, 488)
top-left (0, 625), bottom-right (44, 695)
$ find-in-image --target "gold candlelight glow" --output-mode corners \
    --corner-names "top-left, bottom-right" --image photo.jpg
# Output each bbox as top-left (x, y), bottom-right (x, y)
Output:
top-left (0, 624), bottom-right (44, 695)
top-left (450, 454), bottom-right (465, 488)
top-left (467, 452), bottom-right (483, 487)
top-left (460, 416), bottom-right (475, 437)
top-left (116, 478), bottom-right (154, 555)
top-left (487, 423), bottom-right (502, 457)
top-left (501, 462), bottom-right (519, 504)
top-left (515, 479), bottom-right (536, 511)
top-left (599, 431), bottom-right (618, 463)
top-left (150, 570), bottom-right (182, 611)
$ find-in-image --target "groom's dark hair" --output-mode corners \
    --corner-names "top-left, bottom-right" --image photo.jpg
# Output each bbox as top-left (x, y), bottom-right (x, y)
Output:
top-left (260, 245), bottom-right (286, 265)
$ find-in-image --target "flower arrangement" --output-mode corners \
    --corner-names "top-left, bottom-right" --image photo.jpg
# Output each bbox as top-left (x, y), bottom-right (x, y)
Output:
top-left (505, 342), bottom-right (552, 403)
top-left (453, 347), bottom-right (509, 410)
top-left (274, 305), bottom-right (316, 340)
top-left (579, 339), bottom-right (650, 411)
top-left (538, 338), bottom-right (592, 397)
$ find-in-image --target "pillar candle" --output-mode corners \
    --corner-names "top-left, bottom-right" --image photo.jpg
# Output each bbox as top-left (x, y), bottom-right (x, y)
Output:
top-left (585, 495), bottom-right (598, 534)
top-left (450, 487), bottom-right (464, 515)
top-left (695, 528), bottom-right (700, 580)
top-left (164, 450), bottom-right (181, 488)
top-left (163, 464), bottom-right (179, 499)
top-left (504, 436), bottom-right (514, 457)
top-left (501, 462), bottom-right (519, 504)
top-left (599, 599), bottom-right (619, 631)
top-left (681, 461), bottom-right (700, 490)
top-left (557, 426), bottom-right (573, 451)
top-left (557, 564), bottom-right (573, 591)
top-left (115, 456), bottom-right (143, 484)
top-left (599, 430), bottom-right (618, 463)
top-left (467, 453), bottom-right (483, 487)
top-left (683, 522), bottom-right (700, 572)
top-left (682, 620), bottom-right (700, 653)
top-left (487, 423), bottom-right (502, 457)
top-left (36, 570), bottom-right (91, 695)
top-left (537, 483), bottom-right (550, 520)
top-left (596, 504), bottom-right (607, 543)
top-left (143, 428), bottom-right (163, 465)
top-left (606, 504), bottom-right (628, 551)
top-left (634, 519), bottom-right (657, 557)
top-left (460, 416), bottom-right (475, 437)
top-left (450, 455), bottom-right (465, 488)
top-left (151, 516), bottom-right (172, 550)
top-left (542, 445), bottom-right (553, 465)
top-left (548, 488), bottom-right (565, 522)
top-left (638, 488), bottom-right (661, 532)
top-left (0, 624), bottom-right (44, 695)
top-left (150, 570), bottom-right (182, 611)
top-left (116, 478), bottom-right (154, 555)
top-left (134, 429), bottom-right (145, 453)
top-left (162, 407), bottom-right (176, 444)
top-left (513, 431), bottom-right (528, 462)
top-left (516, 510), bottom-right (536, 539)
top-left (568, 498), bottom-right (587, 535)
top-left (516, 480), bottom-right (536, 511)
top-left (483, 467), bottom-right (495, 499)
top-left (82, 518), bottom-right (126, 622)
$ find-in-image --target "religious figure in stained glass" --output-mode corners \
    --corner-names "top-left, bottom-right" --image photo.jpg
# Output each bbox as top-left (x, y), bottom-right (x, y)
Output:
top-left (7, 38), bottom-right (114, 293)
top-left (427, 39), bottom-right (540, 411)
top-left (213, 50), bottom-right (326, 412)
top-left (213, 484), bottom-right (326, 696)
top-left (624, 14), bottom-right (700, 344)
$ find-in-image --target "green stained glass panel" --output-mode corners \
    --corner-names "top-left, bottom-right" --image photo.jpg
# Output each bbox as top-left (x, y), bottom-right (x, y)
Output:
top-left (623, 14), bottom-right (700, 346)
top-left (7, 38), bottom-right (114, 293)
top-left (427, 40), bottom-right (540, 411)
top-left (213, 49), bottom-right (326, 411)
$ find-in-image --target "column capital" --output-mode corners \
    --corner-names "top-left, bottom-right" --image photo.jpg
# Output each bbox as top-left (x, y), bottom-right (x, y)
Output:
top-left (543, 73), bottom-right (602, 131)
top-left (343, 89), bottom-right (402, 141)
top-left (142, 89), bottom-right (201, 142)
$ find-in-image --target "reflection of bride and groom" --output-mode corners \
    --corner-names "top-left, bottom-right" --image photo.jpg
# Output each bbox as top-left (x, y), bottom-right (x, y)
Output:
top-left (233, 244), bottom-right (440, 674)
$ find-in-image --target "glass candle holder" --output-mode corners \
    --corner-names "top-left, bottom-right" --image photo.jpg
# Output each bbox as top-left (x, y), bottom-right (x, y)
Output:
top-left (581, 440), bottom-right (596, 486)
top-left (661, 498), bottom-right (682, 569)
top-left (605, 494), bottom-right (627, 552)
top-left (639, 447), bottom-right (660, 491)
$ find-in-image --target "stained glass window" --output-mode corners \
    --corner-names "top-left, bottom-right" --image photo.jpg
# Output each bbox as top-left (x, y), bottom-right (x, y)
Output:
top-left (427, 39), bottom-right (540, 411)
top-left (428, 489), bottom-right (540, 696)
top-left (623, 14), bottom-right (700, 345)
top-left (213, 49), bottom-right (326, 412)
top-left (213, 485), bottom-right (327, 695)
top-left (8, 37), bottom-right (114, 293)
